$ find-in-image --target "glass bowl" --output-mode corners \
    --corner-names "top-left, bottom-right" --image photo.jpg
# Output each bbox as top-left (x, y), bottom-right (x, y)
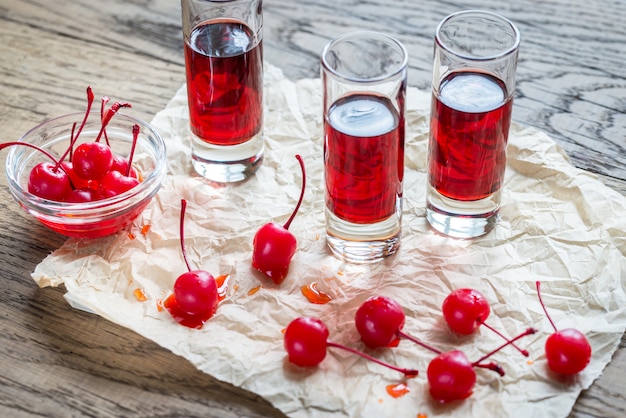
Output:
top-left (5, 112), bottom-right (167, 238)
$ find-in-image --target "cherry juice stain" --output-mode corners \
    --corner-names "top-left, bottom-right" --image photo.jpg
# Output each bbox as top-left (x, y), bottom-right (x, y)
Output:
top-left (301, 281), bottom-right (332, 304)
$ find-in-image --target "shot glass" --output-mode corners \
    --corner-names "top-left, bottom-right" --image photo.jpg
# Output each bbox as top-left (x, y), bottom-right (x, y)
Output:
top-left (182, 0), bottom-right (264, 183)
top-left (322, 31), bottom-right (407, 263)
top-left (426, 10), bottom-right (520, 238)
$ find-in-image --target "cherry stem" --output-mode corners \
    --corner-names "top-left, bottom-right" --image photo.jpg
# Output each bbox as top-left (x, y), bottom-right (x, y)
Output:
top-left (283, 154), bottom-right (306, 230)
top-left (95, 101), bottom-right (132, 143)
top-left (397, 330), bottom-right (442, 355)
top-left (73, 86), bottom-right (95, 142)
top-left (126, 124), bottom-right (140, 177)
top-left (482, 322), bottom-right (529, 357)
top-left (536, 281), bottom-right (558, 333)
top-left (0, 141), bottom-right (61, 166)
top-left (179, 199), bottom-right (192, 272)
top-left (54, 86), bottom-right (95, 170)
top-left (100, 96), bottom-right (111, 143)
top-left (326, 341), bottom-right (418, 378)
top-left (474, 361), bottom-right (506, 377)
top-left (472, 327), bottom-right (537, 368)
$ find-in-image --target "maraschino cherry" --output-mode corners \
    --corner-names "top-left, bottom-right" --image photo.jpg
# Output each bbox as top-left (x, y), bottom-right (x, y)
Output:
top-left (284, 317), bottom-right (418, 378)
top-left (442, 288), bottom-right (529, 356)
top-left (252, 155), bottom-right (306, 284)
top-left (425, 328), bottom-right (535, 403)
top-left (164, 199), bottom-right (218, 328)
top-left (536, 281), bottom-right (591, 375)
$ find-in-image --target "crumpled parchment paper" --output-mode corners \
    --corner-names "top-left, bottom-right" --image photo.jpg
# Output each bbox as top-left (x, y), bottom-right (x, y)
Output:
top-left (32, 64), bottom-right (626, 418)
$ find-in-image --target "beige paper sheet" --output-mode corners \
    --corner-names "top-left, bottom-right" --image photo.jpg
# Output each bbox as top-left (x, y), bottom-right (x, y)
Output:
top-left (33, 65), bottom-right (626, 418)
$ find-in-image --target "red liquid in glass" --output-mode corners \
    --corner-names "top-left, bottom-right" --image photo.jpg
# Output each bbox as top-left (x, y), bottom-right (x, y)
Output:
top-left (428, 71), bottom-right (512, 201)
top-left (324, 94), bottom-right (404, 224)
top-left (184, 19), bottom-right (263, 145)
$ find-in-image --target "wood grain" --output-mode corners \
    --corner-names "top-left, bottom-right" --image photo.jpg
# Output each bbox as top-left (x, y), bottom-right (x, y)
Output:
top-left (0, 0), bottom-right (624, 417)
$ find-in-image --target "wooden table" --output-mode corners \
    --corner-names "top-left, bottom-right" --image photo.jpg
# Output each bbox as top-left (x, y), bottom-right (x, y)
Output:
top-left (1, 0), bottom-right (624, 416)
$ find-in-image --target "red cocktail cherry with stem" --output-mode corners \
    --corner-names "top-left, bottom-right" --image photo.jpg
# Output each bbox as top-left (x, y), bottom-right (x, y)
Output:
top-left (252, 155), bottom-right (306, 284)
top-left (536, 281), bottom-right (591, 375)
top-left (284, 317), bottom-right (418, 378)
top-left (423, 327), bottom-right (536, 403)
top-left (442, 288), bottom-right (530, 356)
top-left (165, 199), bottom-right (218, 329)
top-left (0, 141), bottom-right (72, 201)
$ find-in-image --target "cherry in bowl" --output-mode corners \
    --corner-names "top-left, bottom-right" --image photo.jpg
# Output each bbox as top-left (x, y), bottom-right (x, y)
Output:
top-left (5, 111), bottom-right (166, 238)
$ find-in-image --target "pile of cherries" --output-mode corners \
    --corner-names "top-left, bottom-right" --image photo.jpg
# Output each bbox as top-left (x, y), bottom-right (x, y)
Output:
top-left (284, 284), bottom-right (592, 404)
top-left (0, 86), bottom-right (141, 203)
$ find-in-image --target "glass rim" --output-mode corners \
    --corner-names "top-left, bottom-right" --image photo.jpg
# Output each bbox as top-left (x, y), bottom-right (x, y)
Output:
top-left (321, 30), bottom-right (408, 84)
top-left (435, 10), bottom-right (521, 62)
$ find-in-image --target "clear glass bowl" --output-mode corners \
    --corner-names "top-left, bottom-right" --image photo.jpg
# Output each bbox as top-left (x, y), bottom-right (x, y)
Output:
top-left (5, 112), bottom-right (167, 238)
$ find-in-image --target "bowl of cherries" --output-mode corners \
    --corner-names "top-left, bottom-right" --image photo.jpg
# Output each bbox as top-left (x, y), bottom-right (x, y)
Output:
top-left (3, 87), bottom-right (167, 238)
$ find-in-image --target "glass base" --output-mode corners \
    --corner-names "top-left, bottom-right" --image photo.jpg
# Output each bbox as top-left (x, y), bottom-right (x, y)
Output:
top-left (425, 184), bottom-right (500, 238)
top-left (325, 209), bottom-right (401, 263)
top-left (190, 132), bottom-right (264, 183)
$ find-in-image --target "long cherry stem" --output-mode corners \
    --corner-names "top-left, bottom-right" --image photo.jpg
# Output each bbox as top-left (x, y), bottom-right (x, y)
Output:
top-left (179, 199), bottom-right (192, 272)
top-left (397, 330), bottom-right (442, 355)
top-left (95, 101), bottom-right (132, 143)
top-left (536, 281), bottom-right (558, 333)
top-left (0, 142), bottom-right (60, 166)
top-left (73, 86), bottom-right (95, 143)
top-left (126, 124), bottom-right (140, 177)
top-left (283, 155), bottom-right (306, 230)
top-left (472, 327), bottom-right (536, 367)
top-left (482, 322), bottom-right (529, 357)
top-left (326, 341), bottom-right (418, 378)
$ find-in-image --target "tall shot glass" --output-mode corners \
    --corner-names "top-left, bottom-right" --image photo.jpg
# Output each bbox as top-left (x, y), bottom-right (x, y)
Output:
top-left (426, 10), bottom-right (520, 238)
top-left (182, 0), bottom-right (264, 183)
top-left (322, 32), bottom-right (407, 263)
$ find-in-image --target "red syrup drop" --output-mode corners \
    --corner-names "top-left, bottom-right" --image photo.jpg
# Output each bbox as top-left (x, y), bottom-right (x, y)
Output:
top-left (386, 382), bottom-right (411, 398)
top-left (301, 281), bottom-right (332, 305)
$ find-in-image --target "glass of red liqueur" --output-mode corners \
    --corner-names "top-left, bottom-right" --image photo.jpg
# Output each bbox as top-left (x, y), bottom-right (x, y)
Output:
top-left (426, 10), bottom-right (520, 238)
top-left (322, 31), bottom-right (407, 263)
top-left (181, 0), bottom-right (263, 183)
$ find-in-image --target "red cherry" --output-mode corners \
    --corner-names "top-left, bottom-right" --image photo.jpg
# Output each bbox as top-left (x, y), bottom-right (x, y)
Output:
top-left (72, 141), bottom-right (114, 180)
top-left (110, 155), bottom-right (139, 179)
top-left (536, 281), bottom-right (591, 375)
top-left (99, 170), bottom-right (140, 198)
top-left (174, 270), bottom-right (218, 316)
top-left (284, 317), bottom-right (329, 367)
top-left (166, 199), bottom-right (219, 327)
top-left (442, 288), bottom-right (490, 335)
top-left (27, 161), bottom-right (73, 201)
top-left (545, 329), bottom-right (591, 375)
top-left (443, 288), bottom-right (530, 356)
top-left (427, 350), bottom-right (476, 403)
top-left (252, 155), bottom-right (306, 284)
top-left (355, 295), bottom-right (405, 348)
top-left (354, 296), bottom-right (439, 353)
top-left (60, 161), bottom-right (96, 190)
top-left (252, 223), bottom-right (297, 283)
top-left (284, 316), bottom-right (418, 377)
top-left (64, 187), bottom-right (100, 203)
